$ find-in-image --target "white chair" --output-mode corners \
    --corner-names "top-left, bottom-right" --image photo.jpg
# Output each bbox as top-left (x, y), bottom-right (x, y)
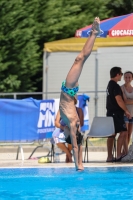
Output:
top-left (84, 116), bottom-right (115, 162)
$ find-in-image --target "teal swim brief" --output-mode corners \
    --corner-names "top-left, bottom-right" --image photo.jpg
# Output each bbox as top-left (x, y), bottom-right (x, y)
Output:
top-left (61, 81), bottom-right (79, 97)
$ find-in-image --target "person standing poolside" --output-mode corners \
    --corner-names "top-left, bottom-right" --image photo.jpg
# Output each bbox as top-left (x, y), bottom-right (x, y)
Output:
top-left (121, 71), bottom-right (133, 146)
top-left (106, 66), bottom-right (131, 162)
top-left (59, 17), bottom-right (101, 170)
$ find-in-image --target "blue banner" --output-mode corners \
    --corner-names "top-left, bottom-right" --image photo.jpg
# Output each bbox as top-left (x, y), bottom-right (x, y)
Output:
top-left (77, 94), bottom-right (90, 131)
top-left (37, 99), bottom-right (56, 139)
top-left (0, 95), bottom-right (90, 141)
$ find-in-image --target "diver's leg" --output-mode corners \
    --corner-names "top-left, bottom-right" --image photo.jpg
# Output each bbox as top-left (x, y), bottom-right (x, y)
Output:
top-left (66, 17), bottom-right (101, 88)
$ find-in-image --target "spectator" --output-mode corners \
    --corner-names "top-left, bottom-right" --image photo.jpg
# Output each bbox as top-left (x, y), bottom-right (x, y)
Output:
top-left (106, 66), bottom-right (131, 162)
top-left (121, 71), bottom-right (133, 146)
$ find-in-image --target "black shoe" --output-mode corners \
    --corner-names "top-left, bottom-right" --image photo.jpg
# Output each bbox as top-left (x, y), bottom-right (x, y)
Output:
top-left (106, 158), bottom-right (115, 163)
top-left (115, 157), bottom-right (122, 162)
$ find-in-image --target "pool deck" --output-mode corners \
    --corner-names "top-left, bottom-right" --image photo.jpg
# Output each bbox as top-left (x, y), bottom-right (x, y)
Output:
top-left (0, 146), bottom-right (133, 168)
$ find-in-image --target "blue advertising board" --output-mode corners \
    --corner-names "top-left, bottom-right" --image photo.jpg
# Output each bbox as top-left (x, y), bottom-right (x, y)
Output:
top-left (0, 95), bottom-right (90, 141)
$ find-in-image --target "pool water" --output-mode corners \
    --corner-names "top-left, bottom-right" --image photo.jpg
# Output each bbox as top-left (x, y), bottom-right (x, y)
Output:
top-left (0, 167), bottom-right (133, 200)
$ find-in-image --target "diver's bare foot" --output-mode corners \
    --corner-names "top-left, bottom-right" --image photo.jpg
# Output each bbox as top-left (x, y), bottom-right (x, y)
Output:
top-left (91, 17), bottom-right (101, 36)
top-left (76, 164), bottom-right (84, 171)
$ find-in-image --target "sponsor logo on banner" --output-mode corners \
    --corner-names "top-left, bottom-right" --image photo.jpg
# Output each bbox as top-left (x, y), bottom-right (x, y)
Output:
top-left (37, 100), bottom-right (55, 134)
top-left (110, 29), bottom-right (133, 37)
top-left (87, 29), bottom-right (104, 37)
top-left (76, 30), bottom-right (82, 37)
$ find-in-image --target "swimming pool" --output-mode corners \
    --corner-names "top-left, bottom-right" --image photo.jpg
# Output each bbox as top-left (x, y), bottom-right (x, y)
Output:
top-left (0, 167), bottom-right (133, 200)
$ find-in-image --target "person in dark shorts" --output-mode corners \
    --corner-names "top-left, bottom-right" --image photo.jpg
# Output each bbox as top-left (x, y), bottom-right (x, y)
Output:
top-left (121, 71), bottom-right (133, 146)
top-left (106, 66), bottom-right (131, 162)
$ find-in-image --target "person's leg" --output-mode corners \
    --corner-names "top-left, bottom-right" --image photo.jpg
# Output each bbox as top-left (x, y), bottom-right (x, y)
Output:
top-left (127, 123), bottom-right (133, 144)
top-left (65, 17), bottom-right (101, 88)
top-left (117, 131), bottom-right (128, 159)
top-left (121, 122), bottom-right (129, 156)
top-left (107, 136), bottom-right (115, 161)
top-left (66, 144), bottom-right (73, 163)
top-left (78, 145), bottom-right (84, 170)
top-left (68, 143), bottom-right (72, 152)
top-left (57, 143), bottom-right (72, 162)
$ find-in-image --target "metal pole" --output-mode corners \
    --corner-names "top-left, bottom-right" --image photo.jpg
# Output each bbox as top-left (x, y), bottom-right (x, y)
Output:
top-left (42, 51), bottom-right (45, 100)
top-left (94, 50), bottom-right (98, 117)
top-left (45, 52), bottom-right (48, 99)
top-left (13, 93), bottom-right (17, 99)
top-left (43, 51), bottom-right (49, 100)
top-left (45, 52), bottom-right (50, 100)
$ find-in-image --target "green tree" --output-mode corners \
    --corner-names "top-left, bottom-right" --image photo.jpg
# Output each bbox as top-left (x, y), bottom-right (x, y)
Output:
top-left (1, 0), bottom-right (131, 94)
top-left (37, 0), bottom-right (110, 42)
top-left (0, 0), bottom-right (40, 92)
top-left (106, 0), bottom-right (133, 16)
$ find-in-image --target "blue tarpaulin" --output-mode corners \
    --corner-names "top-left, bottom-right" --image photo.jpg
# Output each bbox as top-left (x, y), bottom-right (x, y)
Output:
top-left (0, 95), bottom-right (90, 141)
